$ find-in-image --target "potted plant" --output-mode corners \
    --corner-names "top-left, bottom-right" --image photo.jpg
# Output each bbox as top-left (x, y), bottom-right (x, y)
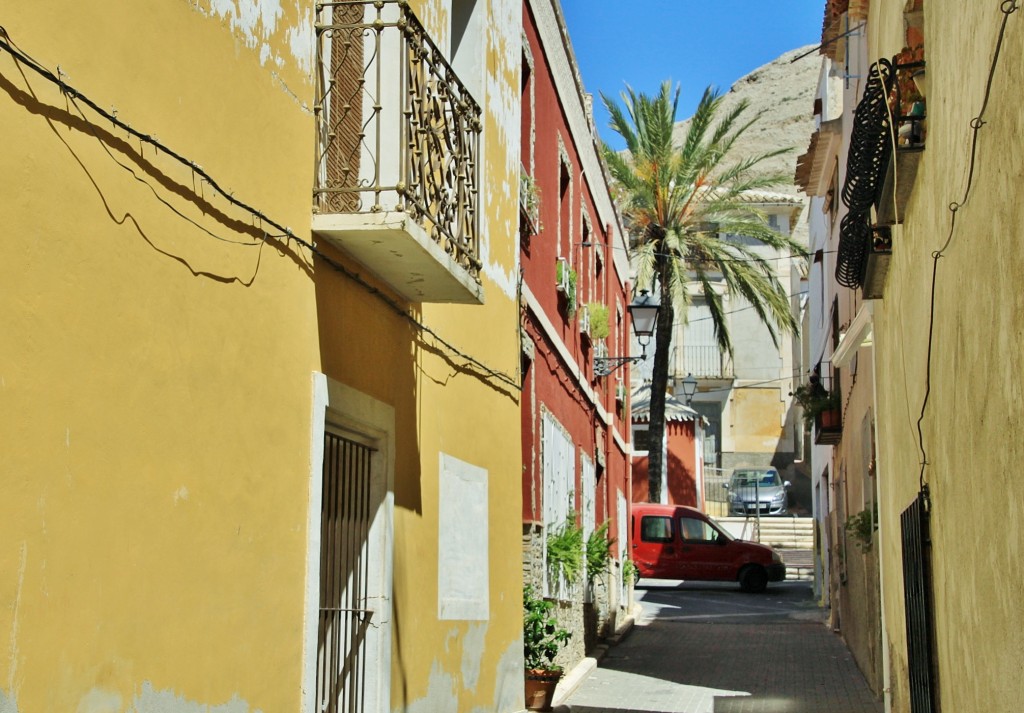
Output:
top-left (793, 381), bottom-right (841, 427)
top-left (794, 380), bottom-right (842, 444)
top-left (555, 260), bottom-right (578, 317)
top-left (585, 302), bottom-right (611, 341)
top-left (520, 170), bottom-right (542, 234)
top-left (523, 586), bottom-right (572, 711)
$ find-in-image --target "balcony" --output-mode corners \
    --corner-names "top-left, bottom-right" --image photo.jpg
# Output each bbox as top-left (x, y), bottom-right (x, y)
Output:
top-left (876, 57), bottom-right (926, 226)
top-left (679, 345), bottom-right (734, 380)
top-left (814, 408), bottom-right (843, 446)
top-left (312, 1), bottom-right (483, 304)
top-left (836, 55), bottom-right (925, 293)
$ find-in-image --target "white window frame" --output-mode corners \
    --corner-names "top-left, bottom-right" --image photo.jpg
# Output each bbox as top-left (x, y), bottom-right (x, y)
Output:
top-left (542, 410), bottom-right (576, 598)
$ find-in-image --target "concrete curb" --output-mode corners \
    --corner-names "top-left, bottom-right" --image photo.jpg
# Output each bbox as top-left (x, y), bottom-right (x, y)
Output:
top-left (549, 602), bottom-right (642, 709)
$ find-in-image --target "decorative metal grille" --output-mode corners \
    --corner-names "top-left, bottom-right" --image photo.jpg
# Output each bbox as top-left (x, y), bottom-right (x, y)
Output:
top-left (318, 431), bottom-right (376, 713)
top-left (901, 489), bottom-right (937, 713)
top-left (315, 1), bottom-right (482, 280)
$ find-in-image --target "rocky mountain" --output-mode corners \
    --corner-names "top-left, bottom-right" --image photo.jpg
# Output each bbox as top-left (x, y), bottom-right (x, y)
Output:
top-left (673, 45), bottom-right (821, 195)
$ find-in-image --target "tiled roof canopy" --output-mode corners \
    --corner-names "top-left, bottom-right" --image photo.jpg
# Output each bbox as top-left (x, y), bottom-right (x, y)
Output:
top-left (630, 383), bottom-right (699, 424)
top-left (821, 0), bottom-right (870, 62)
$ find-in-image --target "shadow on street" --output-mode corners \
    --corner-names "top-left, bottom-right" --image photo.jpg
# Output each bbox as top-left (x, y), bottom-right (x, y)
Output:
top-left (562, 579), bottom-right (881, 713)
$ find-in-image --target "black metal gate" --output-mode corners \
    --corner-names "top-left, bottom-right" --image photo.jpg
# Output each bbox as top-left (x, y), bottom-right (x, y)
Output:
top-left (318, 431), bottom-right (376, 713)
top-left (901, 489), bottom-right (937, 713)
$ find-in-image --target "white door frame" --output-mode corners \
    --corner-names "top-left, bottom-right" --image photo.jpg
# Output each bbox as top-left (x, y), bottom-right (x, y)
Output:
top-left (303, 373), bottom-right (395, 713)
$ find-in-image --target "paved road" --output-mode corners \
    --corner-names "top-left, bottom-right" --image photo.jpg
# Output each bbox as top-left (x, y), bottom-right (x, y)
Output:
top-left (561, 579), bottom-right (881, 713)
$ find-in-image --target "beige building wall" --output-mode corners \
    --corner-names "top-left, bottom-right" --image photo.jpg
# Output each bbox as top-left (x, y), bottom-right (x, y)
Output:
top-left (865, 1), bottom-right (1024, 711)
top-left (0, 0), bottom-right (525, 711)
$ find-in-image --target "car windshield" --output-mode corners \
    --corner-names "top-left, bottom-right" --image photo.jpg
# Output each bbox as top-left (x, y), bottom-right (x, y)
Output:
top-left (732, 470), bottom-right (780, 487)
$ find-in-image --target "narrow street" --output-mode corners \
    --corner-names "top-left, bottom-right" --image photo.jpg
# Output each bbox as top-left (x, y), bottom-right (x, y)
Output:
top-left (561, 579), bottom-right (881, 713)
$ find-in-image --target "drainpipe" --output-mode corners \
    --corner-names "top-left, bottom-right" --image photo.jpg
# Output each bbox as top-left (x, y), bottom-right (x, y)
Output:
top-left (871, 348), bottom-right (892, 713)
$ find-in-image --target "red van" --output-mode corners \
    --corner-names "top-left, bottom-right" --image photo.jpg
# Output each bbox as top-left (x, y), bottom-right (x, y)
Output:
top-left (631, 504), bottom-right (786, 593)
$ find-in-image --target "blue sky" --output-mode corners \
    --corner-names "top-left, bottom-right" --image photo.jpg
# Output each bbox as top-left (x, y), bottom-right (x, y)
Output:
top-left (558, 1), bottom-right (825, 149)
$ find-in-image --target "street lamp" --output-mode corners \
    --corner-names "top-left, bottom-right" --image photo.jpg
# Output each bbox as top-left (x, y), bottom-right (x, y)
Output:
top-left (594, 290), bottom-right (660, 377)
top-left (680, 373), bottom-right (698, 405)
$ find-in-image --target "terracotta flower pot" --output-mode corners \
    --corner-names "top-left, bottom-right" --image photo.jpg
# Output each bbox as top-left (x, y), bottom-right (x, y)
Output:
top-left (819, 408), bottom-right (841, 428)
top-left (524, 668), bottom-right (562, 711)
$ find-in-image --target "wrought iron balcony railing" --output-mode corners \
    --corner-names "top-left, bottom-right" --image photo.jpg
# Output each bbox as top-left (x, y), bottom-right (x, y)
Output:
top-left (313, 1), bottom-right (483, 302)
top-left (836, 55), bottom-right (925, 295)
top-left (678, 345), bottom-right (734, 380)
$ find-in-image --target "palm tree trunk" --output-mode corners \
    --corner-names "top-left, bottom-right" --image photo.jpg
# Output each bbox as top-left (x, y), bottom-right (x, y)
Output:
top-left (645, 270), bottom-right (675, 503)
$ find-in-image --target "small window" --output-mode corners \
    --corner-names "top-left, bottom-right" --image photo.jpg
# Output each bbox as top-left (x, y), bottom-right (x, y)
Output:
top-left (632, 426), bottom-right (649, 452)
top-left (640, 516), bottom-right (673, 543)
top-left (559, 158), bottom-right (571, 258)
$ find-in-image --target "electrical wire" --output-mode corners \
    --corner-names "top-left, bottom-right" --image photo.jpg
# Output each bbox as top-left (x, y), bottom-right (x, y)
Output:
top-left (685, 288), bottom-right (808, 325)
top-left (582, 241), bottom-right (824, 264)
top-left (915, 0), bottom-right (1018, 491)
top-left (0, 28), bottom-right (521, 392)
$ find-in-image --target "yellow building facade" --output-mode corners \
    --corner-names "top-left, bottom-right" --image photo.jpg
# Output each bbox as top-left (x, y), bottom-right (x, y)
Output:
top-left (0, 0), bottom-right (524, 711)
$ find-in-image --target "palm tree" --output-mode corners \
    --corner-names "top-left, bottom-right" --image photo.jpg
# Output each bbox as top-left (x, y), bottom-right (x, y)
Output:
top-left (602, 82), bottom-right (805, 503)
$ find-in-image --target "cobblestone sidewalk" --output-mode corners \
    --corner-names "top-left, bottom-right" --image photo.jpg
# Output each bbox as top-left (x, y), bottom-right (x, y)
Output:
top-left (560, 584), bottom-right (881, 713)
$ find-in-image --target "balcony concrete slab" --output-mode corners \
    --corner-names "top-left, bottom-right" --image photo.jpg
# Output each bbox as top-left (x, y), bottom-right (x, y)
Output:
top-left (313, 211), bottom-right (484, 304)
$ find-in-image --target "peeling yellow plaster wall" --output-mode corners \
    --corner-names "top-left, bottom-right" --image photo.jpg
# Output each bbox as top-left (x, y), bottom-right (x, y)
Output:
top-left (381, 0), bottom-right (525, 710)
top-left (0, 1), bottom-right (318, 711)
top-left (730, 389), bottom-right (786, 455)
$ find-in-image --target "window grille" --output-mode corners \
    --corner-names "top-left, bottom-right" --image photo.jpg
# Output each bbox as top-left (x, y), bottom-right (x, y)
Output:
top-left (901, 489), bottom-right (937, 713)
top-left (318, 431), bottom-right (376, 713)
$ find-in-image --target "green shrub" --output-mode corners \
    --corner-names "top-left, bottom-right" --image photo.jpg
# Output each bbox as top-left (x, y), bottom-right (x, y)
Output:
top-left (622, 557), bottom-right (637, 584)
top-left (846, 504), bottom-right (878, 553)
top-left (586, 303), bottom-right (610, 340)
top-left (793, 382), bottom-right (840, 425)
top-left (585, 521), bottom-right (615, 585)
top-left (546, 514), bottom-right (584, 583)
top-left (523, 586), bottom-right (571, 671)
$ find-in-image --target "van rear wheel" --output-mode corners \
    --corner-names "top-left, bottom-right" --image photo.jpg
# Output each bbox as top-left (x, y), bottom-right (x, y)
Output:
top-left (739, 565), bottom-right (769, 593)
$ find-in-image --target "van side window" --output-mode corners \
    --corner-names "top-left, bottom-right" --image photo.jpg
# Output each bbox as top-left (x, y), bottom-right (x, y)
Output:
top-left (680, 516), bottom-right (716, 543)
top-left (640, 516), bottom-right (673, 543)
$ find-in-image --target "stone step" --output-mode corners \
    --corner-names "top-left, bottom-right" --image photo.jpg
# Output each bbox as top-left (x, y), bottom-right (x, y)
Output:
top-left (779, 549), bottom-right (815, 581)
top-left (717, 517), bottom-right (815, 549)
top-left (785, 567), bottom-right (814, 581)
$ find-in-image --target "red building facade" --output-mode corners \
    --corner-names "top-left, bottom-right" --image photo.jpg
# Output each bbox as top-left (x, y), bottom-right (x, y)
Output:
top-left (519, 0), bottom-right (635, 666)
top-left (630, 384), bottom-right (705, 508)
